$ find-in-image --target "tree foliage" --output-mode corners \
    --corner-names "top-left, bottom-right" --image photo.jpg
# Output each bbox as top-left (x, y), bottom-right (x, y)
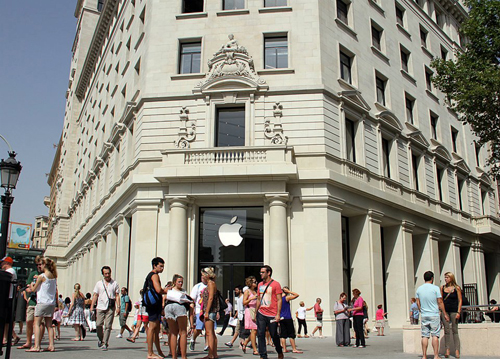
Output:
top-left (431, 0), bottom-right (500, 179)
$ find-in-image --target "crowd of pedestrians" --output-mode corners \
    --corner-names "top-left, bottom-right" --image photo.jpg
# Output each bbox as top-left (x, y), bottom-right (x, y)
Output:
top-left (3, 254), bottom-right (499, 359)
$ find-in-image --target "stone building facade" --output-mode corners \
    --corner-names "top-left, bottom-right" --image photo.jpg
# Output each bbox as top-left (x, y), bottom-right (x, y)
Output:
top-left (46, 0), bottom-right (500, 332)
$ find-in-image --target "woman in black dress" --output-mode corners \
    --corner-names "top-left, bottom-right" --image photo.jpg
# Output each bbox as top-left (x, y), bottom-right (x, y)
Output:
top-left (441, 272), bottom-right (462, 358)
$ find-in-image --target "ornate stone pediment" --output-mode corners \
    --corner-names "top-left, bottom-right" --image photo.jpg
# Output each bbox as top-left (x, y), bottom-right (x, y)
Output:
top-left (452, 153), bottom-right (471, 174)
top-left (194, 35), bottom-right (268, 94)
top-left (338, 90), bottom-right (371, 113)
top-left (376, 110), bottom-right (403, 132)
top-left (404, 122), bottom-right (430, 148)
top-left (430, 139), bottom-right (452, 162)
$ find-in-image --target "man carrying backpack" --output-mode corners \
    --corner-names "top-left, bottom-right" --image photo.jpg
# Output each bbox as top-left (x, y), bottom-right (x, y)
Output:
top-left (143, 257), bottom-right (167, 359)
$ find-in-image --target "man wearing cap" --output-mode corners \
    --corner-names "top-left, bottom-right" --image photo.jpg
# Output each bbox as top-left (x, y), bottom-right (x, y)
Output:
top-left (1, 256), bottom-right (20, 345)
top-left (17, 255), bottom-right (43, 349)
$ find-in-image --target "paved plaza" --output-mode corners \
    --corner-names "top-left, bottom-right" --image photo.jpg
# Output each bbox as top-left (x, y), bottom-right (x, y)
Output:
top-left (5, 327), bottom-right (492, 359)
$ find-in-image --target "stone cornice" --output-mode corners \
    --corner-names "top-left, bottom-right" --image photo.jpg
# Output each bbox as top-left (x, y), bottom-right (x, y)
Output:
top-left (75, 0), bottom-right (118, 100)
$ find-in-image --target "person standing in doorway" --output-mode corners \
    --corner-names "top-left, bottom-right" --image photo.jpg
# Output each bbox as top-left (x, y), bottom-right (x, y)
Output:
top-left (117, 287), bottom-right (132, 338)
top-left (90, 266), bottom-right (120, 351)
top-left (17, 256), bottom-right (43, 350)
top-left (255, 265), bottom-right (283, 359)
top-left (144, 257), bottom-right (167, 359)
top-left (416, 271), bottom-right (449, 359)
top-left (309, 298), bottom-right (324, 338)
top-left (441, 272), bottom-right (462, 359)
top-left (348, 289), bottom-right (365, 348)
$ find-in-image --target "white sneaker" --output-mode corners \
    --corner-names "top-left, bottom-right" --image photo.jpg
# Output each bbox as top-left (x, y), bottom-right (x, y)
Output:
top-left (116, 334), bottom-right (123, 338)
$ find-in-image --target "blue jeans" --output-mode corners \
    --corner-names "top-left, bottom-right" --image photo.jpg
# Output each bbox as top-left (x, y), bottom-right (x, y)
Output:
top-left (257, 312), bottom-right (283, 359)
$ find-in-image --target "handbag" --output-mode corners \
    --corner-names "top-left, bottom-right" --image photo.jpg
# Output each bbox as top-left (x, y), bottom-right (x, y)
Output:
top-left (102, 280), bottom-right (115, 310)
top-left (249, 307), bottom-right (257, 321)
top-left (229, 317), bottom-right (238, 327)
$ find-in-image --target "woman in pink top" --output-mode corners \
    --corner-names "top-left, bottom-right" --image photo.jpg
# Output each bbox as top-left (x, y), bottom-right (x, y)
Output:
top-left (242, 276), bottom-right (258, 355)
top-left (348, 288), bottom-right (365, 348)
top-left (375, 304), bottom-right (387, 336)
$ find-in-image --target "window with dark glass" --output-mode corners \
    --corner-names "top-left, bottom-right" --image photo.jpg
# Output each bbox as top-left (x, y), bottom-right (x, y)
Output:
top-left (474, 142), bottom-right (481, 166)
top-left (264, 0), bottom-right (287, 6)
top-left (97, 0), bottom-right (105, 11)
top-left (451, 127), bottom-right (458, 153)
top-left (337, 0), bottom-right (349, 24)
top-left (264, 36), bottom-right (288, 69)
top-left (435, 8), bottom-right (444, 29)
top-left (376, 76), bottom-right (386, 106)
top-left (457, 178), bottom-right (464, 211)
top-left (340, 50), bottom-right (352, 84)
top-left (183, 0), bottom-right (204, 13)
top-left (425, 68), bottom-right (433, 91)
top-left (405, 95), bottom-right (414, 124)
top-left (346, 119), bottom-right (356, 162)
top-left (382, 138), bottom-right (391, 178)
top-left (420, 27), bottom-right (428, 47)
top-left (396, 5), bottom-right (405, 27)
top-left (430, 113), bottom-right (438, 139)
top-left (216, 108), bottom-right (245, 147)
top-left (224, 0), bottom-right (245, 9)
top-left (441, 46), bottom-right (448, 60)
top-left (401, 47), bottom-right (409, 72)
top-left (372, 26), bottom-right (382, 51)
top-left (179, 42), bottom-right (201, 74)
top-left (436, 166), bottom-right (443, 202)
top-left (412, 154), bottom-right (419, 191)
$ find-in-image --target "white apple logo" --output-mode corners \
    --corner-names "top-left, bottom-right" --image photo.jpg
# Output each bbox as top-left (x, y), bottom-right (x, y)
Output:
top-left (218, 216), bottom-right (243, 247)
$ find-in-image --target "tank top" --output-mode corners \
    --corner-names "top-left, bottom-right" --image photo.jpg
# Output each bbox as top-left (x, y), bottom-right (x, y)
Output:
top-left (201, 286), bottom-right (219, 314)
top-left (37, 273), bottom-right (57, 305)
top-left (281, 296), bottom-right (292, 319)
top-left (442, 286), bottom-right (459, 313)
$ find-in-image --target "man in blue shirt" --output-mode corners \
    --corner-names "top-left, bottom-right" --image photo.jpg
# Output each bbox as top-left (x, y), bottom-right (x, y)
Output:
top-left (416, 271), bottom-right (449, 359)
top-left (117, 287), bottom-right (132, 338)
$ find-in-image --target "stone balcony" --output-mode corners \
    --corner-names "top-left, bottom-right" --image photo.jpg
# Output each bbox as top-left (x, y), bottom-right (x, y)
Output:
top-left (154, 145), bottom-right (297, 183)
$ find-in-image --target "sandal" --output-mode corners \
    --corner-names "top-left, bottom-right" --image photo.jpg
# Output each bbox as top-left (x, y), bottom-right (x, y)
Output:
top-left (127, 337), bottom-right (136, 343)
top-left (292, 350), bottom-right (303, 354)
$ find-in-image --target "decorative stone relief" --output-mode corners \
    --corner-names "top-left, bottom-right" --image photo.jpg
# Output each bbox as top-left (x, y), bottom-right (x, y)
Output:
top-left (264, 102), bottom-right (288, 145)
top-left (174, 107), bottom-right (196, 148)
top-left (195, 34), bottom-right (268, 93)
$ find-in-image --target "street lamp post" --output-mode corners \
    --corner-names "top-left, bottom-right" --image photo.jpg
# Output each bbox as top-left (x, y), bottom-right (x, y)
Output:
top-left (0, 135), bottom-right (22, 259)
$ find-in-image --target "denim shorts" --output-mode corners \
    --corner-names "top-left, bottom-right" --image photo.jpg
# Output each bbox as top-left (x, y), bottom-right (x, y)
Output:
top-left (165, 303), bottom-right (187, 320)
top-left (207, 312), bottom-right (217, 323)
top-left (421, 316), bottom-right (441, 338)
top-left (195, 313), bottom-right (205, 330)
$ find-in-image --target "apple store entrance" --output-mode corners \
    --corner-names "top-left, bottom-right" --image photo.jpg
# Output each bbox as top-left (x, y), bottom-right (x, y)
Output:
top-left (198, 207), bottom-right (264, 303)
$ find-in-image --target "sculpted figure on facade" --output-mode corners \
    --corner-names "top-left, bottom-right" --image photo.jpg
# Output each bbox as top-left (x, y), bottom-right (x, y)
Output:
top-left (175, 106), bottom-right (196, 148)
top-left (264, 102), bottom-right (288, 145)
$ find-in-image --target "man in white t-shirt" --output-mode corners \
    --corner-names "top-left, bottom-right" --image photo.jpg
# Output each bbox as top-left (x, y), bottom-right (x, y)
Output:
top-left (1, 256), bottom-right (20, 344)
top-left (189, 276), bottom-right (208, 351)
top-left (225, 285), bottom-right (244, 348)
top-left (90, 266), bottom-right (119, 351)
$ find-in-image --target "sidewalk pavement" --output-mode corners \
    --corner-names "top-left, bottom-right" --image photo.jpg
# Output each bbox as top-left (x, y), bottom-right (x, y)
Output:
top-left (7, 326), bottom-right (491, 359)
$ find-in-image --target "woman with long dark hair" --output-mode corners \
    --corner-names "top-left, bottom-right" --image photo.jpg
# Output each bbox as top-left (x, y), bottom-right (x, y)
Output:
top-left (441, 272), bottom-right (462, 358)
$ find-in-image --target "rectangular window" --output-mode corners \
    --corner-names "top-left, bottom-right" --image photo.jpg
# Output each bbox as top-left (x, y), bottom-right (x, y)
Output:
top-left (345, 119), bottom-right (356, 162)
top-left (97, 0), bottom-right (105, 11)
top-left (340, 50), bottom-right (352, 84)
top-left (412, 154), bottom-right (419, 191)
top-left (475, 142), bottom-right (481, 167)
top-left (405, 95), bottom-right (414, 124)
top-left (430, 113), bottom-right (438, 140)
top-left (435, 8), bottom-right (445, 29)
top-left (372, 25), bottom-right (382, 51)
top-left (382, 138), bottom-right (391, 178)
top-left (337, 0), bottom-right (349, 24)
top-left (264, 35), bottom-right (288, 69)
top-left (183, 0), bottom-right (204, 13)
top-left (376, 75), bottom-right (386, 106)
top-left (264, 0), bottom-right (287, 6)
top-left (396, 5), bottom-right (405, 27)
top-left (457, 178), bottom-right (464, 211)
top-left (425, 67), bottom-right (433, 91)
top-left (400, 47), bottom-right (409, 73)
top-left (436, 167), bottom-right (443, 202)
top-left (451, 127), bottom-right (458, 153)
top-left (216, 108), bottom-right (245, 147)
top-left (420, 27), bottom-right (428, 47)
top-left (441, 46), bottom-right (448, 60)
top-left (224, 0), bottom-right (245, 9)
top-left (179, 41), bottom-right (201, 74)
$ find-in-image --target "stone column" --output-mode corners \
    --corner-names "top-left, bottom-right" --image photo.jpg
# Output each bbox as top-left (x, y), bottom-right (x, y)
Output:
top-left (441, 237), bottom-right (463, 286)
top-left (115, 215), bottom-right (131, 290)
top-left (266, 194), bottom-right (289, 286)
top-left (167, 197), bottom-right (190, 279)
top-left (385, 221), bottom-right (415, 327)
top-left (415, 230), bottom-right (441, 288)
top-left (472, 241), bottom-right (488, 305)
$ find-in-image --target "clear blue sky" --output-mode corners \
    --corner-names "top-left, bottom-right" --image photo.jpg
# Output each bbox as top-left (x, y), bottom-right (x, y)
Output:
top-left (0, 2), bottom-right (77, 228)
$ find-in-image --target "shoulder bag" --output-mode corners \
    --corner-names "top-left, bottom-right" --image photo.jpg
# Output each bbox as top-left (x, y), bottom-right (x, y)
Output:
top-left (102, 280), bottom-right (115, 310)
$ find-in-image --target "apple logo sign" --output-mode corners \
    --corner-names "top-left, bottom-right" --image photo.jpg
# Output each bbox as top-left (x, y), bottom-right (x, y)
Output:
top-left (218, 216), bottom-right (243, 247)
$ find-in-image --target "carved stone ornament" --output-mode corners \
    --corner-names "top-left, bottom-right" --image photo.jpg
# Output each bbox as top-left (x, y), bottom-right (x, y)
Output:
top-left (175, 107), bottom-right (197, 148)
top-left (264, 102), bottom-right (288, 145)
top-left (194, 34), bottom-right (268, 93)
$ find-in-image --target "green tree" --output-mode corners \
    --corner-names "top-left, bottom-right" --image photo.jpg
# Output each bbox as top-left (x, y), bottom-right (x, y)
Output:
top-left (431, 0), bottom-right (500, 179)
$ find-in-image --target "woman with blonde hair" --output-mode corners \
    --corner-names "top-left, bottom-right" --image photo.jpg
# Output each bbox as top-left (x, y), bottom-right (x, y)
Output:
top-left (441, 272), bottom-right (462, 358)
top-left (26, 257), bottom-right (58, 352)
top-left (67, 283), bottom-right (86, 341)
top-left (165, 275), bottom-right (190, 359)
top-left (201, 267), bottom-right (219, 359)
top-left (242, 276), bottom-right (258, 355)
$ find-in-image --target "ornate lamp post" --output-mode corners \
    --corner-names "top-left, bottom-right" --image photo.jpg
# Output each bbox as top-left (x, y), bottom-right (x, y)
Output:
top-left (0, 135), bottom-right (22, 258)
